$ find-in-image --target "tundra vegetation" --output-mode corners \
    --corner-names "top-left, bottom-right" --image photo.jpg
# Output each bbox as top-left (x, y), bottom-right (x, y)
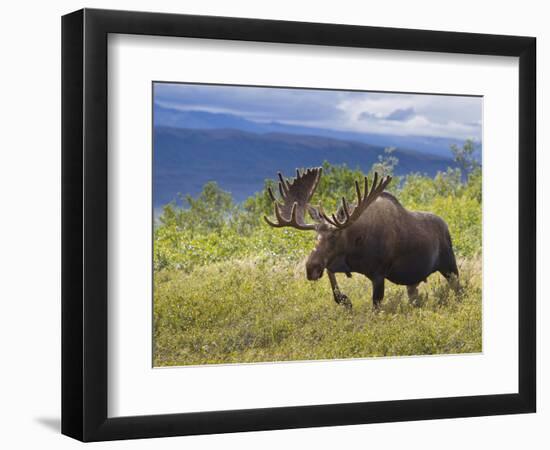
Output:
top-left (154, 141), bottom-right (482, 366)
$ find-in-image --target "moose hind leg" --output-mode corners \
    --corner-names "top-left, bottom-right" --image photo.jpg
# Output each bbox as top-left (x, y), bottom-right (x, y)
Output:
top-left (441, 271), bottom-right (461, 295)
top-left (439, 247), bottom-right (461, 294)
top-left (407, 283), bottom-right (420, 306)
top-left (327, 271), bottom-right (352, 309)
top-left (371, 277), bottom-right (385, 310)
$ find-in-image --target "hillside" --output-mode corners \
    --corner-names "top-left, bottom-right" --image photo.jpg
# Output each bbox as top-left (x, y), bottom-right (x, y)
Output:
top-left (153, 126), bottom-right (459, 207)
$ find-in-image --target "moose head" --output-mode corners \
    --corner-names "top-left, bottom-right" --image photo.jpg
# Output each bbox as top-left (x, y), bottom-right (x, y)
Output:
top-left (264, 168), bottom-right (392, 283)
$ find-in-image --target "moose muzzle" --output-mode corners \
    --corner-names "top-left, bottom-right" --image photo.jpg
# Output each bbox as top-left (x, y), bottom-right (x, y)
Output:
top-left (306, 263), bottom-right (324, 281)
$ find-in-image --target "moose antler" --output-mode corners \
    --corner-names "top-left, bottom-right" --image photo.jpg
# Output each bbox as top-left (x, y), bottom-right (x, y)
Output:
top-left (319, 172), bottom-right (392, 230)
top-left (264, 167), bottom-right (322, 231)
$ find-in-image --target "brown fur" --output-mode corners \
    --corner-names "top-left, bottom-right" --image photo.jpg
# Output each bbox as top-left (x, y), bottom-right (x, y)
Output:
top-left (264, 168), bottom-right (459, 309)
top-left (306, 192), bottom-right (459, 308)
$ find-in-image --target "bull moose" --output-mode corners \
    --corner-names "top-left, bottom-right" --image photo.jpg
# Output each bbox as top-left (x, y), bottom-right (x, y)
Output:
top-left (264, 167), bottom-right (459, 309)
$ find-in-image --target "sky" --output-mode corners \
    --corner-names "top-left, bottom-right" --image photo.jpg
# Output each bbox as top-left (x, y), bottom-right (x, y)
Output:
top-left (154, 83), bottom-right (482, 141)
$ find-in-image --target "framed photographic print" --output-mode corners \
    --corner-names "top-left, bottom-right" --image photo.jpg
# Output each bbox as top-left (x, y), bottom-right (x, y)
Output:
top-left (61, 8), bottom-right (536, 442)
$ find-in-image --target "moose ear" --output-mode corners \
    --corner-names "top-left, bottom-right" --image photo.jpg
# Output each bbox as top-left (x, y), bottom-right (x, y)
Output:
top-left (307, 205), bottom-right (323, 223)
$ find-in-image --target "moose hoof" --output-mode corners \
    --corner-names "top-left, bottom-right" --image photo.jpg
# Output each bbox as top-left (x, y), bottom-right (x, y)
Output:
top-left (335, 293), bottom-right (352, 309)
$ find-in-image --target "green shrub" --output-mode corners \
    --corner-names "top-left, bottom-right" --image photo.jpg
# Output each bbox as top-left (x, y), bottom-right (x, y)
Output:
top-left (154, 159), bottom-right (482, 271)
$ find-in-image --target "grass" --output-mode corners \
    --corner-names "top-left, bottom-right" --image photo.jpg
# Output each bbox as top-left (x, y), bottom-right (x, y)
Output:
top-left (153, 256), bottom-right (482, 367)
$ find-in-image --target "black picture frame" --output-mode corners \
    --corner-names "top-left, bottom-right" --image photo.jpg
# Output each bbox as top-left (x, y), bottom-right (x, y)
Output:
top-left (61, 8), bottom-right (536, 442)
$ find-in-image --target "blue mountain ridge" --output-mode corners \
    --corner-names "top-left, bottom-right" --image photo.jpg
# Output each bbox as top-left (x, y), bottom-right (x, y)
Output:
top-left (154, 104), bottom-right (481, 158)
top-left (153, 126), bottom-right (462, 208)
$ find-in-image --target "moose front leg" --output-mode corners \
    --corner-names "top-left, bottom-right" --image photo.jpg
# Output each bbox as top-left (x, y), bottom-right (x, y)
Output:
top-left (327, 271), bottom-right (352, 309)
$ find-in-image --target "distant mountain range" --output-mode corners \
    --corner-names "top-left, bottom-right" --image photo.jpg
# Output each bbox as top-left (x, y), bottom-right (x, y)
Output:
top-left (153, 126), bottom-right (462, 208)
top-left (154, 104), bottom-right (481, 159)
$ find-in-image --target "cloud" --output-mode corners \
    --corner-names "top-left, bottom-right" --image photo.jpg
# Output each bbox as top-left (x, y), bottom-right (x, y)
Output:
top-left (336, 93), bottom-right (481, 139)
top-left (357, 111), bottom-right (377, 121)
top-left (153, 82), bottom-right (482, 140)
top-left (385, 107), bottom-right (416, 121)
top-left (154, 83), bottom-right (346, 123)
top-left (358, 106), bottom-right (417, 122)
